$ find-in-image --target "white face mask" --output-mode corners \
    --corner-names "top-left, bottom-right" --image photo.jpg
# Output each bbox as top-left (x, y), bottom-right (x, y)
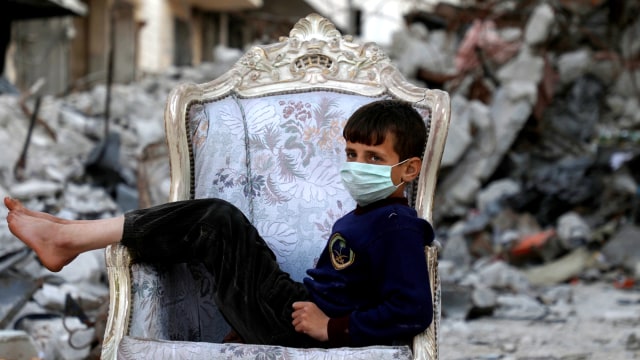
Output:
top-left (340, 159), bottom-right (408, 206)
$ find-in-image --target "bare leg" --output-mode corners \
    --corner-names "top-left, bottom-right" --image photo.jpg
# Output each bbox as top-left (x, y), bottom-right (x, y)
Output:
top-left (4, 197), bottom-right (123, 272)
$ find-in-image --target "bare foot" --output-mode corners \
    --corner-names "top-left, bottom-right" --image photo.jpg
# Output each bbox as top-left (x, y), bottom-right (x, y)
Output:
top-left (4, 197), bottom-right (123, 272)
top-left (6, 205), bottom-right (79, 271)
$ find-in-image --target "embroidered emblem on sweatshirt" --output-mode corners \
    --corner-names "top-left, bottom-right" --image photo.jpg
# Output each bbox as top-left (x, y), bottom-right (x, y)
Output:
top-left (329, 233), bottom-right (355, 270)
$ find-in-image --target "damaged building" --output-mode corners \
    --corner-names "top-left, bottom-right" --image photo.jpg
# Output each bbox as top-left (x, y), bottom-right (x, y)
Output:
top-left (3, 0), bottom-right (321, 96)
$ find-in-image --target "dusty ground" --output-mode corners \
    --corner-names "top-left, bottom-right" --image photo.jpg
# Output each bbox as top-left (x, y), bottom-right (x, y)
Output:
top-left (439, 282), bottom-right (640, 360)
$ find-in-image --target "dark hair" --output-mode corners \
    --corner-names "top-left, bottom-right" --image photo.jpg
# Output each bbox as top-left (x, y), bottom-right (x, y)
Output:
top-left (343, 99), bottom-right (427, 160)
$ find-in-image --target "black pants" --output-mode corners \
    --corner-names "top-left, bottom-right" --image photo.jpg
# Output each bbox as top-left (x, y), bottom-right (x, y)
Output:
top-left (121, 198), bottom-right (322, 347)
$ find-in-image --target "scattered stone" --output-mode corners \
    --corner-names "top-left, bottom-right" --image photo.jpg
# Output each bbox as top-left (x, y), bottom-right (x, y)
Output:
top-left (474, 260), bottom-right (530, 293)
top-left (441, 222), bottom-right (473, 272)
top-left (441, 284), bottom-right (474, 320)
top-left (556, 212), bottom-right (592, 250)
top-left (525, 247), bottom-right (594, 286)
top-left (9, 179), bottom-right (63, 199)
top-left (0, 330), bottom-right (40, 359)
top-left (471, 285), bottom-right (497, 314)
top-left (626, 333), bottom-right (640, 351)
top-left (601, 224), bottom-right (640, 277)
top-left (476, 179), bottom-right (521, 213)
top-left (524, 2), bottom-right (556, 46)
top-left (0, 275), bottom-right (40, 328)
top-left (494, 294), bottom-right (548, 320)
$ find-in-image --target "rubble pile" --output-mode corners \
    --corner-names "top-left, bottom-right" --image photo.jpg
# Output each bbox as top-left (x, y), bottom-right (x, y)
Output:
top-left (389, 0), bottom-right (640, 357)
top-left (0, 1), bottom-right (639, 358)
top-left (0, 54), bottom-right (241, 358)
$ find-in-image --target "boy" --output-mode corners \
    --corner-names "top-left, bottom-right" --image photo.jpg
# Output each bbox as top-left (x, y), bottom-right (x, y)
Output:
top-left (4, 99), bottom-right (434, 348)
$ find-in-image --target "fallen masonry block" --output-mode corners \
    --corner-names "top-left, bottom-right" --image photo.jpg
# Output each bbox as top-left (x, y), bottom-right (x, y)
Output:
top-left (0, 329), bottom-right (40, 359)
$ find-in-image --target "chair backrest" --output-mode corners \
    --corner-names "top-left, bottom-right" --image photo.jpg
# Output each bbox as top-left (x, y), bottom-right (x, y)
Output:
top-left (103, 13), bottom-right (450, 360)
top-left (164, 13), bottom-right (450, 277)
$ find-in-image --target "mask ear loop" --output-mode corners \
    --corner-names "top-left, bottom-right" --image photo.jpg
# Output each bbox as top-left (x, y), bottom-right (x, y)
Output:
top-left (393, 158), bottom-right (410, 167)
top-left (393, 159), bottom-right (410, 187)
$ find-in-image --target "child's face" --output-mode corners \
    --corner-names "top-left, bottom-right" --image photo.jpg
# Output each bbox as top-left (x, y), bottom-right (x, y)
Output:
top-left (344, 134), bottom-right (405, 189)
top-left (344, 134), bottom-right (400, 165)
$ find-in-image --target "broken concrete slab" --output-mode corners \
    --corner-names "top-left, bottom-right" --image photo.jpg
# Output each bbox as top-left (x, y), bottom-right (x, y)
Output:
top-left (17, 316), bottom-right (94, 360)
top-left (0, 330), bottom-right (40, 359)
top-left (525, 247), bottom-right (594, 286)
top-left (0, 248), bottom-right (31, 274)
top-left (476, 178), bottom-right (521, 213)
top-left (0, 275), bottom-right (41, 329)
top-left (8, 179), bottom-right (63, 199)
top-left (557, 48), bottom-right (592, 85)
top-left (54, 249), bottom-right (106, 285)
top-left (440, 95), bottom-right (472, 167)
top-left (496, 50), bottom-right (544, 85)
top-left (493, 294), bottom-right (548, 320)
top-left (62, 183), bottom-right (119, 216)
top-left (524, 2), bottom-right (556, 46)
top-left (472, 260), bottom-right (530, 293)
top-left (441, 229), bottom-right (473, 273)
top-left (470, 285), bottom-right (497, 314)
top-left (600, 224), bottom-right (640, 277)
top-left (556, 211), bottom-right (592, 250)
top-left (441, 284), bottom-right (474, 320)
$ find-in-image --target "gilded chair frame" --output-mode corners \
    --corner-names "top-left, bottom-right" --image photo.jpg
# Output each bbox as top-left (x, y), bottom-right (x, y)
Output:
top-left (102, 13), bottom-right (450, 360)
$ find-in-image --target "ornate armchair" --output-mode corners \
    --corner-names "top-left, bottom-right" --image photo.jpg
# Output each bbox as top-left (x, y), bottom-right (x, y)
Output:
top-left (102, 13), bottom-right (450, 360)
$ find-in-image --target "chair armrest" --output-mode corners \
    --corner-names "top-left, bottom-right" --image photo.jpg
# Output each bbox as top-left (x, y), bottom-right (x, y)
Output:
top-left (102, 244), bottom-right (133, 360)
top-left (413, 244), bottom-right (440, 360)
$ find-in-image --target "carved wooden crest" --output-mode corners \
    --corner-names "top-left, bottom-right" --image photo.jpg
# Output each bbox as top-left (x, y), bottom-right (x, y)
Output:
top-left (235, 13), bottom-right (392, 91)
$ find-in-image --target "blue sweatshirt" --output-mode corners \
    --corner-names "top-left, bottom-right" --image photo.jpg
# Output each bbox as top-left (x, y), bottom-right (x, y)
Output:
top-left (303, 197), bottom-right (434, 347)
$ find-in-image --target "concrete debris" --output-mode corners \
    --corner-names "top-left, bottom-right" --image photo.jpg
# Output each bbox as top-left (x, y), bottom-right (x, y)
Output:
top-left (600, 224), bottom-right (640, 277)
top-left (0, 275), bottom-right (40, 328)
top-left (0, 330), bottom-right (40, 360)
top-left (471, 260), bottom-right (530, 293)
top-left (524, 247), bottom-right (595, 286)
top-left (395, 0), bottom-right (640, 357)
top-left (556, 211), bottom-right (592, 250)
top-left (0, 0), bottom-right (639, 358)
top-left (524, 2), bottom-right (555, 46)
top-left (493, 294), bottom-right (548, 320)
top-left (0, 46), bottom-right (240, 358)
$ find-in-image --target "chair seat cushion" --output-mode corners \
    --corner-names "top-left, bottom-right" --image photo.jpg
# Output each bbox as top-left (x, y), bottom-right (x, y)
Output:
top-left (117, 336), bottom-right (413, 360)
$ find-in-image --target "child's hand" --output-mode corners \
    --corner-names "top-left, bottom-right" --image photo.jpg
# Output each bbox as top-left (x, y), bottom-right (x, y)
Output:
top-left (291, 301), bottom-right (329, 341)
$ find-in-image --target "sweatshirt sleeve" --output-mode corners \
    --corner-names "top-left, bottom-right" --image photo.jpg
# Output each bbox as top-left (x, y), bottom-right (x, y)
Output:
top-left (327, 315), bottom-right (350, 347)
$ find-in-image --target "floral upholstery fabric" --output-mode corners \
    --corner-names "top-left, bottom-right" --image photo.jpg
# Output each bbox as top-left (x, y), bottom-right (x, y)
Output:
top-left (129, 263), bottom-right (230, 342)
top-left (118, 336), bottom-right (413, 360)
top-left (126, 90), bottom-right (432, 353)
top-left (190, 91), bottom-right (387, 281)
